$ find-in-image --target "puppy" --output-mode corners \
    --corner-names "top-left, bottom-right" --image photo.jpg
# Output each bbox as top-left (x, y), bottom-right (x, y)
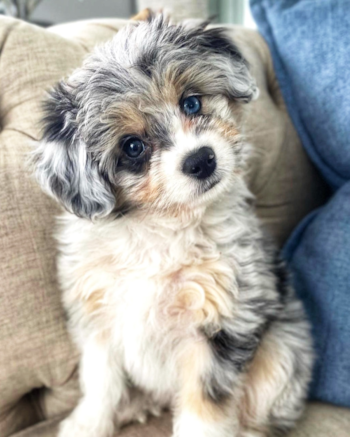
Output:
top-left (33, 14), bottom-right (313, 437)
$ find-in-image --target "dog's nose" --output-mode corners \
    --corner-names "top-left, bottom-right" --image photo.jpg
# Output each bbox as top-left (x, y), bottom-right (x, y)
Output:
top-left (182, 147), bottom-right (216, 180)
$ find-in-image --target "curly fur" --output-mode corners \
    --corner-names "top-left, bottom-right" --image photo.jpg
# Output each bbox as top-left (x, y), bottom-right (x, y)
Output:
top-left (33, 14), bottom-right (313, 437)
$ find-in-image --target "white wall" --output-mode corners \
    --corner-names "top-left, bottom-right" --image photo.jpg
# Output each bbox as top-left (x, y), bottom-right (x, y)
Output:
top-left (31, 0), bottom-right (134, 24)
top-left (30, 0), bottom-right (255, 27)
top-left (244, 0), bottom-right (256, 28)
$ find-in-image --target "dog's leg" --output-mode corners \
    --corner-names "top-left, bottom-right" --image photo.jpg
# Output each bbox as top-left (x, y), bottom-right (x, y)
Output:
top-left (58, 336), bottom-right (124, 437)
top-left (239, 296), bottom-right (313, 437)
top-left (173, 339), bottom-right (240, 437)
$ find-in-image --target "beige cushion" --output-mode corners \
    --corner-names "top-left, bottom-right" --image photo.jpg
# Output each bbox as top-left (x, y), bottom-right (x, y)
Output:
top-left (0, 15), bottom-right (340, 437)
top-left (11, 404), bottom-right (350, 437)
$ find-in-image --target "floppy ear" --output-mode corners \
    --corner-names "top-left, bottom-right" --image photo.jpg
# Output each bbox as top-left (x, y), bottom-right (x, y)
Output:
top-left (33, 81), bottom-right (115, 219)
top-left (200, 27), bottom-right (259, 103)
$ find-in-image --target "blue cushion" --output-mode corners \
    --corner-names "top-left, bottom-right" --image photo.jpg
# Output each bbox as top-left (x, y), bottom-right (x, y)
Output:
top-left (284, 183), bottom-right (350, 406)
top-left (250, 0), bottom-right (350, 189)
top-left (250, 0), bottom-right (350, 407)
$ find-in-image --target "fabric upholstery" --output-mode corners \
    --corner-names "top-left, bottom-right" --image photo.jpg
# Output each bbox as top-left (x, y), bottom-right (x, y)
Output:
top-left (0, 15), bottom-right (344, 437)
top-left (250, 0), bottom-right (350, 408)
top-left (10, 404), bottom-right (350, 437)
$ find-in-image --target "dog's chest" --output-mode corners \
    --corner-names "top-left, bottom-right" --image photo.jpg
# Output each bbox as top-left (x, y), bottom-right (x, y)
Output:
top-left (61, 213), bottom-right (237, 325)
top-left (110, 223), bottom-right (236, 392)
top-left (113, 221), bottom-right (233, 321)
top-left (60, 214), bottom-right (237, 392)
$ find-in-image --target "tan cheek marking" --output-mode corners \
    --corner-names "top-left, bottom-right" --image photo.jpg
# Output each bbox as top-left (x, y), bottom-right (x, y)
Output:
top-left (163, 203), bottom-right (197, 220)
top-left (132, 175), bottom-right (161, 204)
top-left (213, 119), bottom-right (239, 141)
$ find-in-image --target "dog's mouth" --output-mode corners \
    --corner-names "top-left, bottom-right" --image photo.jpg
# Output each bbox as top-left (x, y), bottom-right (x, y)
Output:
top-left (198, 178), bottom-right (221, 194)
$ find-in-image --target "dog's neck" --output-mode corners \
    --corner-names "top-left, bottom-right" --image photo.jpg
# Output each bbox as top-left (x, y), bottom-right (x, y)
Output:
top-left (117, 179), bottom-right (254, 235)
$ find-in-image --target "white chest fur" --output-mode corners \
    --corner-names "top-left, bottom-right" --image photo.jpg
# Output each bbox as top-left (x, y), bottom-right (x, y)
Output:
top-left (53, 188), bottom-right (312, 437)
top-left (56, 191), bottom-right (267, 398)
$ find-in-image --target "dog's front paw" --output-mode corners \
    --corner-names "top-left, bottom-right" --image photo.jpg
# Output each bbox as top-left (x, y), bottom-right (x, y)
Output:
top-left (116, 391), bottom-right (163, 427)
top-left (58, 414), bottom-right (115, 437)
top-left (58, 416), bottom-right (91, 437)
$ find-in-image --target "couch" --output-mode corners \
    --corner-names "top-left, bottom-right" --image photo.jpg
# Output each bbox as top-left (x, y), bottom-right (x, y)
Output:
top-left (0, 15), bottom-right (349, 437)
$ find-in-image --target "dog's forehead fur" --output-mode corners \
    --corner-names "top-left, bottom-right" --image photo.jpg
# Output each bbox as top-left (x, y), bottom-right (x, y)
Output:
top-left (68, 17), bottom-right (255, 147)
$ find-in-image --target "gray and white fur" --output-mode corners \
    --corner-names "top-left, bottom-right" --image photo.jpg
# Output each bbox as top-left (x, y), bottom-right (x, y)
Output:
top-left (33, 14), bottom-right (313, 437)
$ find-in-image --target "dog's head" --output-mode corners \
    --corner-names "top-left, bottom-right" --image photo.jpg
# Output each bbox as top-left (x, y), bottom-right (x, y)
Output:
top-left (34, 15), bottom-right (258, 220)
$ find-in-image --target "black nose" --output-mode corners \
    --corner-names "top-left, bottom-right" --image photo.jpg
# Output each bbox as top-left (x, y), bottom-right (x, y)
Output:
top-left (182, 147), bottom-right (216, 180)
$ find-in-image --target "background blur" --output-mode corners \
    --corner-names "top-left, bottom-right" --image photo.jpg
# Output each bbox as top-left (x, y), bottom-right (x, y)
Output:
top-left (0, 0), bottom-right (256, 27)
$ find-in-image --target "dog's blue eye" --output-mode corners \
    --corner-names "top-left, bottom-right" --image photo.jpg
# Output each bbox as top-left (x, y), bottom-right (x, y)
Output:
top-left (122, 137), bottom-right (145, 158)
top-left (182, 96), bottom-right (201, 115)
